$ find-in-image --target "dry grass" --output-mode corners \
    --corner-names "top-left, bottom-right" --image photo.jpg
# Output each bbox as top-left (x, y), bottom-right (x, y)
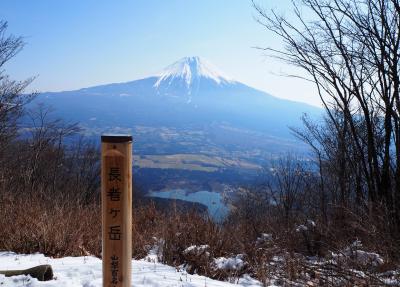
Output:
top-left (0, 193), bottom-right (101, 257)
top-left (0, 192), bottom-right (399, 286)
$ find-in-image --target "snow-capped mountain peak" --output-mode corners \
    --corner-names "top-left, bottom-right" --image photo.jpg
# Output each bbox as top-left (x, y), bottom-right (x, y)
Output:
top-left (154, 56), bottom-right (234, 88)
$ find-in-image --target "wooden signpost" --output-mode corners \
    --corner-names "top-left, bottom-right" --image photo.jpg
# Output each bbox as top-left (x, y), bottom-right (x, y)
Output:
top-left (101, 134), bottom-right (132, 287)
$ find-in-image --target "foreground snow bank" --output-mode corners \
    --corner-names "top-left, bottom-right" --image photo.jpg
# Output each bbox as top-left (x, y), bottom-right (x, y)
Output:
top-left (0, 252), bottom-right (262, 287)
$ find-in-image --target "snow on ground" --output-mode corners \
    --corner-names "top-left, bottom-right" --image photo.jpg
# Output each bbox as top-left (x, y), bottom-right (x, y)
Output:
top-left (0, 252), bottom-right (263, 287)
top-left (213, 255), bottom-right (245, 271)
top-left (332, 240), bottom-right (385, 267)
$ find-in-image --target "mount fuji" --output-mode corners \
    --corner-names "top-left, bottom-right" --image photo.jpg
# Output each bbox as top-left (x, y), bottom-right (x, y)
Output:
top-left (154, 56), bottom-right (235, 100)
top-left (35, 56), bottom-right (320, 139)
top-left (32, 56), bottom-right (322, 192)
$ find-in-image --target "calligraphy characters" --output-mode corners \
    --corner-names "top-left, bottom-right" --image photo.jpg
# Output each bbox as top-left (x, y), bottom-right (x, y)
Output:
top-left (108, 225), bottom-right (121, 241)
top-left (107, 167), bottom-right (122, 241)
top-left (107, 166), bottom-right (122, 284)
top-left (108, 167), bottom-right (122, 201)
top-left (109, 167), bottom-right (121, 182)
top-left (110, 255), bottom-right (119, 286)
top-left (107, 187), bottom-right (121, 201)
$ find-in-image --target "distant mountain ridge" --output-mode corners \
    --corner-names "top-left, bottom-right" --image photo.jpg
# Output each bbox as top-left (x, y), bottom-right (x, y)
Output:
top-left (33, 56), bottom-right (320, 149)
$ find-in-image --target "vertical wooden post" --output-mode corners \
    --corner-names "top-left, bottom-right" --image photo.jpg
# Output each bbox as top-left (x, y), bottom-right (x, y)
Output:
top-left (101, 134), bottom-right (132, 287)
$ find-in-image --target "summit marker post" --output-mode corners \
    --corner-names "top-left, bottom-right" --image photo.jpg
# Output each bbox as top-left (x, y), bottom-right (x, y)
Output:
top-left (101, 134), bottom-right (132, 287)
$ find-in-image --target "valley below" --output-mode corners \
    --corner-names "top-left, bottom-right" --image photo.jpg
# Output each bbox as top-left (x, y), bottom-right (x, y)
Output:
top-left (92, 123), bottom-right (307, 219)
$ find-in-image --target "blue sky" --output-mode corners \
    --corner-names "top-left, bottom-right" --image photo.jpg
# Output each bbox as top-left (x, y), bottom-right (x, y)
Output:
top-left (0, 0), bottom-right (319, 106)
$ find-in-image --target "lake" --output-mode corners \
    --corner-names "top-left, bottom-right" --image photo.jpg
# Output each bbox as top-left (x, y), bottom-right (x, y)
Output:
top-left (147, 190), bottom-right (229, 221)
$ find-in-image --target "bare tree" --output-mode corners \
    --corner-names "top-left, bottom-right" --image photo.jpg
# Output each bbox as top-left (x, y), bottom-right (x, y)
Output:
top-left (0, 20), bottom-right (35, 195)
top-left (253, 0), bottom-right (400, 233)
top-left (23, 104), bottom-right (80, 195)
top-left (0, 21), bottom-right (34, 146)
top-left (267, 154), bottom-right (308, 227)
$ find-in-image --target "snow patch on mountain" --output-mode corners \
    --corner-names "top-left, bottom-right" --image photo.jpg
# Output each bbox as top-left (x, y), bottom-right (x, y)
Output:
top-left (154, 56), bottom-right (235, 89)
